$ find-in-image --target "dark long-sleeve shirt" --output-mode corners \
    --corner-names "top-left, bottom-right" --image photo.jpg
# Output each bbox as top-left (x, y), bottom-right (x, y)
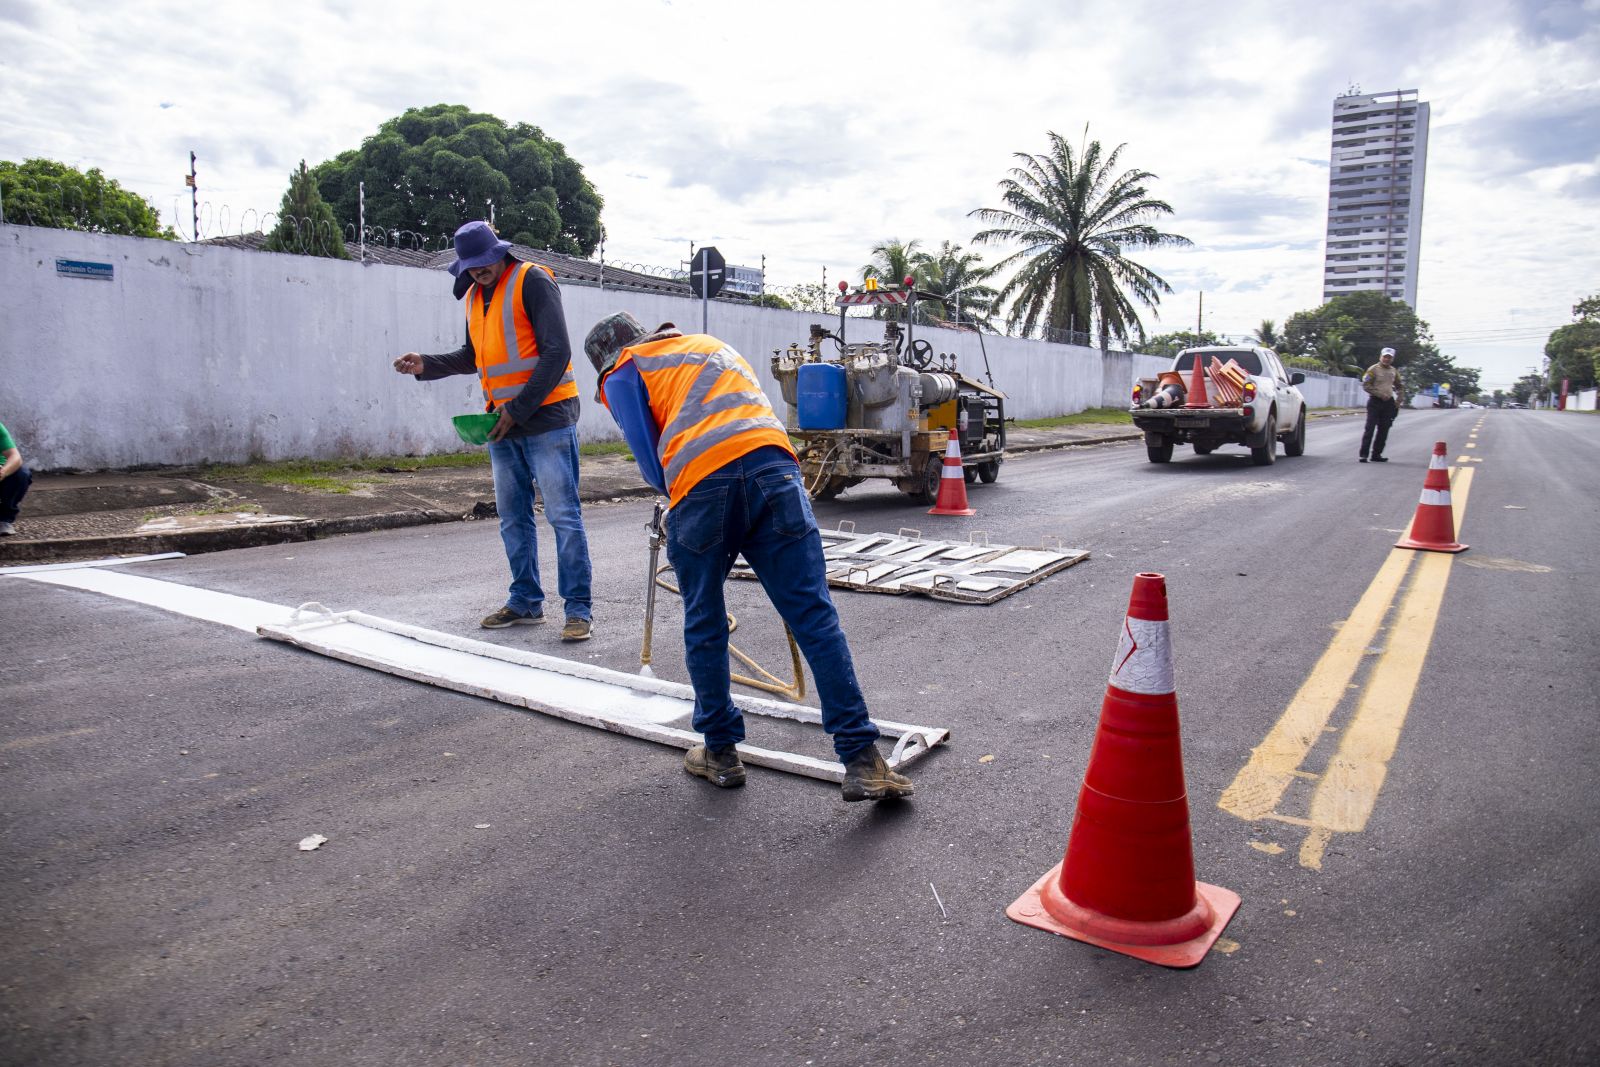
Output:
top-left (415, 263), bottom-right (579, 438)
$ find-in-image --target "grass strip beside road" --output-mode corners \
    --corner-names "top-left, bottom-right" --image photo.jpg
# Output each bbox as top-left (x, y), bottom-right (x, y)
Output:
top-left (1014, 408), bottom-right (1133, 428)
top-left (203, 441), bottom-right (633, 494)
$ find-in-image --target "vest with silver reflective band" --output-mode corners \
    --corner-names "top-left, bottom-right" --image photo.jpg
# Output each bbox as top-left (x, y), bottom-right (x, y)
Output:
top-left (467, 261), bottom-right (578, 412)
top-left (619, 336), bottom-right (794, 506)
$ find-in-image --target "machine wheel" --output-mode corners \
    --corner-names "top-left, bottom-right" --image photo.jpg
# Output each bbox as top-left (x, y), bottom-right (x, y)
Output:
top-left (910, 453), bottom-right (942, 504)
top-left (1193, 443), bottom-right (1215, 456)
top-left (1284, 410), bottom-right (1307, 457)
top-left (1147, 438), bottom-right (1175, 464)
top-left (964, 466), bottom-right (978, 484)
top-left (977, 459), bottom-right (1000, 484)
top-left (1251, 410), bottom-right (1278, 466)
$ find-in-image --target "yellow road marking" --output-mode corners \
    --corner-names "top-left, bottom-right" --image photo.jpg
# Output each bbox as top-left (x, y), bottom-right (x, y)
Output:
top-left (1218, 550), bottom-right (1414, 821)
top-left (1222, 468), bottom-right (1474, 867)
top-left (0, 726), bottom-right (97, 752)
top-left (1305, 550), bottom-right (1455, 836)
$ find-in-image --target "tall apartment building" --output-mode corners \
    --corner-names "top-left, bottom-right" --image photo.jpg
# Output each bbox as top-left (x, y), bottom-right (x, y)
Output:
top-left (1322, 88), bottom-right (1429, 308)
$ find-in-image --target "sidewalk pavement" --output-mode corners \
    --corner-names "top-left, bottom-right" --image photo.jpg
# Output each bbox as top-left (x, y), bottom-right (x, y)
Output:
top-left (0, 414), bottom-right (1355, 565)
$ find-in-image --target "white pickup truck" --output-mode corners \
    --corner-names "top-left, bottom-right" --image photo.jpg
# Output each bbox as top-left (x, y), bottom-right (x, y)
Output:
top-left (1130, 345), bottom-right (1308, 466)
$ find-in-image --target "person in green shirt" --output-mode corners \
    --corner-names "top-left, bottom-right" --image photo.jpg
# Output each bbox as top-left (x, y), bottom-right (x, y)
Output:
top-left (0, 421), bottom-right (31, 536)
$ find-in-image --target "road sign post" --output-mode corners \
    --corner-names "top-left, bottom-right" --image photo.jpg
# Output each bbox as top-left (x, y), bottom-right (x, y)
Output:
top-left (689, 246), bottom-right (725, 334)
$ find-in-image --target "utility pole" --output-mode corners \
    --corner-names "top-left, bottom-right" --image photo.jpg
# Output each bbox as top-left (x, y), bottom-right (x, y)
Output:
top-left (186, 151), bottom-right (198, 241)
top-left (1197, 291), bottom-right (1204, 336)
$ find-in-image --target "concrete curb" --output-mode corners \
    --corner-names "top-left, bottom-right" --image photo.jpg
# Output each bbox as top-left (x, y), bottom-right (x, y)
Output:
top-left (0, 510), bottom-right (459, 564)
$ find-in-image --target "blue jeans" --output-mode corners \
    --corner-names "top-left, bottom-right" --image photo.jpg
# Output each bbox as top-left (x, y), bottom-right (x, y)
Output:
top-left (665, 446), bottom-right (880, 763)
top-left (0, 465), bottom-right (30, 522)
top-left (487, 425), bottom-right (592, 621)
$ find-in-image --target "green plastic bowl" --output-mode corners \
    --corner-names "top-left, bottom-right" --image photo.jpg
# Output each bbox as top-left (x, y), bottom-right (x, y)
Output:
top-left (452, 413), bottom-right (500, 446)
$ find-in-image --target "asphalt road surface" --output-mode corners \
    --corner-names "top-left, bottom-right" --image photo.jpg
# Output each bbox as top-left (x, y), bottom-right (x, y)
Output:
top-left (3, 408), bottom-right (1596, 1066)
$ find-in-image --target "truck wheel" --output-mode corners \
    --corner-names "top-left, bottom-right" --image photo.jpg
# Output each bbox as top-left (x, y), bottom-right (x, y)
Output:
top-left (910, 453), bottom-right (942, 504)
top-left (1284, 410), bottom-right (1307, 457)
top-left (1251, 409), bottom-right (1278, 466)
top-left (1193, 443), bottom-right (1215, 456)
top-left (964, 466), bottom-right (978, 484)
top-left (977, 459), bottom-right (1000, 484)
top-left (1147, 439), bottom-right (1175, 464)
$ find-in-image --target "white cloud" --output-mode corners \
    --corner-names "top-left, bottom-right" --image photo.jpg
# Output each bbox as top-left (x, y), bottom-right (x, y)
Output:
top-left (2, 0), bottom-right (1595, 388)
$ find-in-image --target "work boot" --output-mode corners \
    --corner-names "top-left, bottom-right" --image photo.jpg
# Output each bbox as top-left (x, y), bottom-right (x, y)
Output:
top-left (481, 606), bottom-right (544, 629)
top-left (1371, 455), bottom-right (1388, 462)
top-left (684, 744), bottom-right (746, 788)
top-left (561, 617), bottom-right (593, 642)
top-left (841, 746), bottom-right (914, 802)
top-left (0, 521), bottom-right (14, 536)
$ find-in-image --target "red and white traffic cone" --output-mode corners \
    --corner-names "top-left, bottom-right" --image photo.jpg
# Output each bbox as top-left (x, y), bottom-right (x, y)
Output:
top-left (928, 430), bottom-right (976, 516)
top-left (1395, 442), bottom-right (1467, 553)
top-left (1183, 352), bottom-right (1211, 408)
top-left (1006, 572), bottom-right (1241, 967)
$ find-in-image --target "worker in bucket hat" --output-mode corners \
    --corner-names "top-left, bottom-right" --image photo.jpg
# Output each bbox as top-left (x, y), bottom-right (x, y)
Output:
top-left (391, 221), bottom-right (595, 641)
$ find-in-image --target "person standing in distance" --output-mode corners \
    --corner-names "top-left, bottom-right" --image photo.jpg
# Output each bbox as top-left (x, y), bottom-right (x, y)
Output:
top-left (393, 222), bottom-right (594, 641)
top-left (1359, 346), bottom-right (1403, 463)
top-left (581, 312), bottom-right (913, 802)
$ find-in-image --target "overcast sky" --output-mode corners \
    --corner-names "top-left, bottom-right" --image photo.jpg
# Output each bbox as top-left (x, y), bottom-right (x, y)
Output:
top-left (3, 0), bottom-right (1595, 389)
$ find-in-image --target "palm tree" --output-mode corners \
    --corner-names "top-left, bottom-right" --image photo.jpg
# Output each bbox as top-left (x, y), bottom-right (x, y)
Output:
top-left (970, 128), bottom-right (1190, 348)
top-left (914, 241), bottom-right (1000, 330)
top-left (860, 238), bottom-right (924, 321)
top-left (1314, 331), bottom-right (1361, 377)
top-left (1253, 319), bottom-right (1280, 351)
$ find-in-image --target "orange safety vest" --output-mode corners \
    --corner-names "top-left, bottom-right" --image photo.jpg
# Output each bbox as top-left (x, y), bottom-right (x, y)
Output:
top-left (465, 261), bottom-right (578, 413)
top-left (609, 334), bottom-right (794, 507)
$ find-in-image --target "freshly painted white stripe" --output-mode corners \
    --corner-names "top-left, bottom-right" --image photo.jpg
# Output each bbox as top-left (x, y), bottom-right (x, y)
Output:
top-left (1109, 616), bottom-right (1175, 695)
top-left (0, 552), bottom-right (185, 575)
top-left (11, 569), bottom-right (298, 633)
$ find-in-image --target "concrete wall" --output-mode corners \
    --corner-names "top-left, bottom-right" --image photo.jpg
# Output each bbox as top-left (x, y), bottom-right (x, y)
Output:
top-left (0, 224), bottom-right (1361, 469)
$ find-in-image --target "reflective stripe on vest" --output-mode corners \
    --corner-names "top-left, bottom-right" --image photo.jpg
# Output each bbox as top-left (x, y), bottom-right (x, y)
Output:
top-left (618, 336), bottom-right (793, 505)
top-left (467, 261), bottom-right (578, 411)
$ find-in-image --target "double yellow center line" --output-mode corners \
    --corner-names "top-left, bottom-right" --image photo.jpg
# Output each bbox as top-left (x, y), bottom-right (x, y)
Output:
top-left (1218, 462), bottom-right (1475, 869)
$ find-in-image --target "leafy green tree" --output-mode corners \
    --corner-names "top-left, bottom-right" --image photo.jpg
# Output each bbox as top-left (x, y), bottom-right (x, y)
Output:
top-left (914, 241), bottom-right (999, 330)
top-left (1490, 389), bottom-right (1506, 406)
top-left (1543, 291), bottom-right (1600, 391)
top-left (1282, 291), bottom-right (1433, 367)
top-left (1402, 347), bottom-right (1480, 399)
top-left (314, 104), bottom-right (603, 256)
top-left (1511, 373), bottom-right (1546, 405)
top-left (1133, 330), bottom-right (1220, 358)
top-left (264, 160), bottom-right (348, 259)
top-left (771, 281), bottom-right (840, 315)
top-left (750, 292), bottom-right (793, 309)
top-left (970, 128), bottom-right (1190, 347)
top-left (0, 158), bottom-right (175, 238)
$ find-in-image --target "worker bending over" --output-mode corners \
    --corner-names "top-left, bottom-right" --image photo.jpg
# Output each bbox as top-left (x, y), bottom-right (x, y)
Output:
top-left (582, 313), bottom-right (912, 802)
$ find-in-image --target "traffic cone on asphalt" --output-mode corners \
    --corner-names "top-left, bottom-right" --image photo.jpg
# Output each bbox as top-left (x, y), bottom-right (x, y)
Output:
top-left (928, 430), bottom-right (976, 516)
top-left (1395, 442), bottom-right (1467, 553)
top-left (1183, 354), bottom-right (1211, 409)
top-left (1006, 572), bottom-right (1240, 968)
